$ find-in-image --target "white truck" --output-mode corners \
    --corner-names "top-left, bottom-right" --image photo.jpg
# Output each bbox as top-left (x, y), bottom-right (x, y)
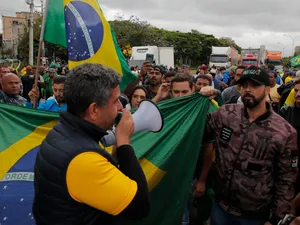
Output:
top-left (129, 46), bottom-right (174, 69)
top-left (209, 46), bottom-right (238, 68)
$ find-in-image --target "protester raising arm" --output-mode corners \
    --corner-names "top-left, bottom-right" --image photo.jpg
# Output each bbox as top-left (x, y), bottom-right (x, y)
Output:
top-left (123, 61), bottom-right (152, 97)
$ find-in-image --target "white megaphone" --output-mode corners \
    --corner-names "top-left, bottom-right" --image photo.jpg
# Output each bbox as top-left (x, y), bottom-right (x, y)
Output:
top-left (101, 100), bottom-right (164, 147)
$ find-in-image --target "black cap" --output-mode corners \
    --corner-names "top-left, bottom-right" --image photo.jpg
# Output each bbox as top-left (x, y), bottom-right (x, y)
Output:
top-left (236, 66), bottom-right (270, 86)
top-left (153, 65), bottom-right (166, 75)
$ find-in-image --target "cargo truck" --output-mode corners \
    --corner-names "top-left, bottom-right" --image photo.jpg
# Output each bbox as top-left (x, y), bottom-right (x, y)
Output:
top-left (129, 46), bottom-right (174, 69)
top-left (209, 46), bottom-right (238, 68)
top-left (241, 45), bottom-right (266, 67)
top-left (265, 51), bottom-right (283, 70)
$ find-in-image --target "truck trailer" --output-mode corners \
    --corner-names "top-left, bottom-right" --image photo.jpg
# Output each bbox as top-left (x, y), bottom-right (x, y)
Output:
top-left (209, 46), bottom-right (238, 68)
top-left (129, 46), bottom-right (174, 69)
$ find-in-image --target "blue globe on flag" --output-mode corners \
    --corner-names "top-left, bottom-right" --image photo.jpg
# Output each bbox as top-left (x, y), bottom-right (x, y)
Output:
top-left (64, 1), bottom-right (104, 61)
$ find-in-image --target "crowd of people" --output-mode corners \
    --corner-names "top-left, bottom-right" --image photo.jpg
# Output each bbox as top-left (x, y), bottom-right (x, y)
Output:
top-left (1, 60), bottom-right (300, 225)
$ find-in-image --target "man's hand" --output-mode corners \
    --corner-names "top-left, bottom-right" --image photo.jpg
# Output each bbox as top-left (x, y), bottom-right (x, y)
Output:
top-left (194, 180), bottom-right (206, 197)
top-left (153, 83), bottom-right (170, 102)
top-left (115, 109), bottom-right (134, 147)
top-left (28, 86), bottom-right (40, 104)
top-left (291, 217), bottom-right (300, 225)
top-left (200, 86), bottom-right (218, 100)
top-left (139, 61), bottom-right (152, 78)
top-left (220, 82), bottom-right (228, 88)
top-left (292, 193), bottom-right (300, 215)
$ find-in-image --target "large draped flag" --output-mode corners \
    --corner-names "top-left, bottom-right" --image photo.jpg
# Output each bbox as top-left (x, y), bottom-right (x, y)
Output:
top-left (43, 0), bottom-right (136, 91)
top-left (0, 93), bottom-right (211, 225)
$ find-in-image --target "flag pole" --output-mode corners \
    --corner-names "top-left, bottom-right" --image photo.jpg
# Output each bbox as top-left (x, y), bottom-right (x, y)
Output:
top-left (33, 0), bottom-right (49, 108)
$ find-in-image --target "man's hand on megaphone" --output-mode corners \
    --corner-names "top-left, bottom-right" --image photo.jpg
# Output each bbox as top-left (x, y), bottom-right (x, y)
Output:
top-left (200, 86), bottom-right (218, 100)
top-left (115, 109), bottom-right (134, 148)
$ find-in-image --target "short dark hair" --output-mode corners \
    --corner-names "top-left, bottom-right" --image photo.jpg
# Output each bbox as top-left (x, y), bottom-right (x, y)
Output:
top-left (268, 64), bottom-right (275, 70)
top-left (237, 65), bottom-right (246, 70)
top-left (195, 74), bottom-right (212, 86)
top-left (64, 63), bottom-right (121, 117)
top-left (164, 71), bottom-right (176, 80)
top-left (53, 75), bottom-right (66, 84)
top-left (171, 73), bottom-right (194, 89)
top-left (219, 67), bottom-right (226, 71)
top-left (268, 70), bottom-right (278, 78)
top-left (294, 78), bottom-right (300, 86)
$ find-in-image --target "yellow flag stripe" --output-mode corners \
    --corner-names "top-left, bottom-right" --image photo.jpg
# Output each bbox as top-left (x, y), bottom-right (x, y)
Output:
top-left (0, 120), bottom-right (57, 180)
top-left (140, 158), bottom-right (167, 191)
top-left (1, 119), bottom-right (167, 190)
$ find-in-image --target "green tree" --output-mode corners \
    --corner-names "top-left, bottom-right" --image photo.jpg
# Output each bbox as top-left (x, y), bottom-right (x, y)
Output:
top-left (18, 13), bottom-right (67, 64)
top-left (283, 56), bottom-right (292, 67)
top-left (218, 37), bottom-right (242, 53)
top-left (109, 15), bottom-right (241, 66)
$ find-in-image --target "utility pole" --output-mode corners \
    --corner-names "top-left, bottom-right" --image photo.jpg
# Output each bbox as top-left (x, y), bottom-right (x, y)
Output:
top-left (29, 0), bottom-right (34, 65)
top-left (41, 0), bottom-right (45, 58)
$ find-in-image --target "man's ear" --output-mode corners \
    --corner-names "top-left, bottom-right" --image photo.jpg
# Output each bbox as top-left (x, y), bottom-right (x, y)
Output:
top-left (85, 103), bottom-right (99, 121)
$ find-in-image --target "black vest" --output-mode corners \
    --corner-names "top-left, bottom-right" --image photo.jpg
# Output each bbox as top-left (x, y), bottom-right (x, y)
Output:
top-left (33, 112), bottom-right (122, 225)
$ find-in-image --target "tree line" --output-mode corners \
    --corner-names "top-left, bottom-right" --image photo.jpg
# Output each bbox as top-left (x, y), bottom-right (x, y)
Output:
top-left (13, 14), bottom-right (242, 66)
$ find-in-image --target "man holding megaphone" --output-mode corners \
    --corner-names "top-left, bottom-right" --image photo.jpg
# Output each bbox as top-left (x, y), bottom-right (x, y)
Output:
top-left (33, 63), bottom-right (150, 225)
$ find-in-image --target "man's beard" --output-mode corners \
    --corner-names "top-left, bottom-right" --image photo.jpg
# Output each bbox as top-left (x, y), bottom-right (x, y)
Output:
top-left (149, 78), bottom-right (159, 86)
top-left (241, 92), bottom-right (266, 109)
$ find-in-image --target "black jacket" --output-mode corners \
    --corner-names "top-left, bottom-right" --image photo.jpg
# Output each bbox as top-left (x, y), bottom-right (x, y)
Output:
top-left (279, 104), bottom-right (300, 193)
top-left (279, 104), bottom-right (300, 146)
top-left (33, 112), bottom-right (149, 225)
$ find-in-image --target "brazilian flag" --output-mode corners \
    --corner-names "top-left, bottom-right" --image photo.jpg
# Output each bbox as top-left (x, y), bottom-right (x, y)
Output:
top-left (0, 93), bottom-right (212, 225)
top-left (290, 55), bottom-right (300, 67)
top-left (43, 0), bottom-right (136, 91)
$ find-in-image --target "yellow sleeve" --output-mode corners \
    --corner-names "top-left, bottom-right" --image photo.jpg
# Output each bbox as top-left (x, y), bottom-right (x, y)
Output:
top-left (66, 152), bottom-right (137, 216)
top-left (285, 89), bottom-right (295, 105)
top-left (285, 77), bottom-right (293, 84)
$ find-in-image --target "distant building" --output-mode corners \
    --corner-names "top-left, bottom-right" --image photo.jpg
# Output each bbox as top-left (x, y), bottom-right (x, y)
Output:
top-left (2, 11), bottom-right (39, 57)
top-left (295, 46), bottom-right (300, 54)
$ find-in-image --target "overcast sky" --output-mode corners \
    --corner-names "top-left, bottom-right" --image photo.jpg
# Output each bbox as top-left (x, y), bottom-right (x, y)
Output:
top-left (1, 0), bottom-right (300, 57)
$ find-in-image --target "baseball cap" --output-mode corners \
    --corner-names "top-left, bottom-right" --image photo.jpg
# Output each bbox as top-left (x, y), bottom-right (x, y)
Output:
top-left (200, 65), bottom-right (208, 70)
top-left (49, 68), bottom-right (56, 73)
top-left (229, 66), bottom-right (237, 72)
top-left (153, 65), bottom-right (166, 75)
top-left (210, 69), bottom-right (217, 74)
top-left (236, 66), bottom-right (270, 86)
top-left (26, 65), bottom-right (32, 70)
top-left (289, 71), bottom-right (295, 76)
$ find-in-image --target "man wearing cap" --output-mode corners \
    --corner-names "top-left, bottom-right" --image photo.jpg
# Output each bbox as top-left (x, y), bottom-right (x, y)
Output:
top-left (198, 66), bottom-right (298, 225)
top-left (143, 65), bottom-right (165, 99)
top-left (198, 65), bottom-right (209, 75)
top-left (44, 68), bottom-right (58, 99)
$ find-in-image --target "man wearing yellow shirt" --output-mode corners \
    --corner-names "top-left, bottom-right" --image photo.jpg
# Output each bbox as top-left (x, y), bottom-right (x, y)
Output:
top-left (267, 71), bottom-right (281, 112)
top-left (285, 71), bottom-right (294, 84)
top-left (286, 89), bottom-right (295, 105)
top-left (284, 71), bottom-right (300, 105)
top-left (33, 63), bottom-right (149, 225)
